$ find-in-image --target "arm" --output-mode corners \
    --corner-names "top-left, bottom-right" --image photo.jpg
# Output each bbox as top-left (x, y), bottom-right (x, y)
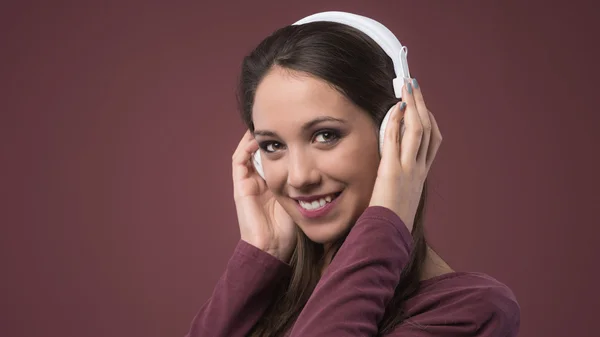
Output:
top-left (184, 240), bottom-right (291, 337)
top-left (286, 205), bottom-right (521, 337)
top-left (288, 206), bottom-right (413, 336)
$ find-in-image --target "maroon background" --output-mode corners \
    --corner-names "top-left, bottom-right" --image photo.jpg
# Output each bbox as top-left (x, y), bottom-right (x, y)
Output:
top-left (1, 1), bottom-right (598, 336)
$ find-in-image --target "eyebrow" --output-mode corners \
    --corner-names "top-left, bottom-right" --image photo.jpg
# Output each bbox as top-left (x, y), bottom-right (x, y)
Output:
top-left (253, 116), bottom-right (347, 138)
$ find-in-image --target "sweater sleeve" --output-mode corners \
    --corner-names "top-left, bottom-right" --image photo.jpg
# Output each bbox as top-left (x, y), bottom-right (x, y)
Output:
top-left (184, 239), bottom-right (292, 337)
top-left (287, 206), bottom-right (414, 336)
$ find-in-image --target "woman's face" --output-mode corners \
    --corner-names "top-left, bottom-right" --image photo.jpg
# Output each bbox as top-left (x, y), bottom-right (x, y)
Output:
top-left (252, 66), bottom-right (381, 245)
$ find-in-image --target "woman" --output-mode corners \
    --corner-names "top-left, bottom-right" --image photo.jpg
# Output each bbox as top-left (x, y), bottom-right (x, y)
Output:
top-left (185, 17), bottom-right (520, 337)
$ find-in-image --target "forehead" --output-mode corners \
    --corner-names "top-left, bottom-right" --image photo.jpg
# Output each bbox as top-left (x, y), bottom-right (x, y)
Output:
top-left (252, 67), bottom-right (361, 129)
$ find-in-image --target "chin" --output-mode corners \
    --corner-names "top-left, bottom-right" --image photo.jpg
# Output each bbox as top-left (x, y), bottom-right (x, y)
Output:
top-left (299, 222), bottom-right (350, 245)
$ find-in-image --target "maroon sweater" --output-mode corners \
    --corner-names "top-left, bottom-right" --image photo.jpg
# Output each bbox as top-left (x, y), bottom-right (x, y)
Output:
top-left (185, 206), bottom-right (520, 336)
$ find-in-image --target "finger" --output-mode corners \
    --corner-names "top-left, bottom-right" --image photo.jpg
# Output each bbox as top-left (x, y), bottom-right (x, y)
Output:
top-left (411, 78), bottom-right (432, 166)
top-left (232, 131), bottom-right (260, 181)
top-left (382, 101), bottom-right (406, 168)
top-left (232, 141), bottom-right (259, 182)
top-left (235, 138), bottom-right (260, 166)
top-left (400, 80), bottom-right (423, 168)
top-left (425, 110), bottom-right (443, 170)
top-left (232, 129), bottom-right (253, 160)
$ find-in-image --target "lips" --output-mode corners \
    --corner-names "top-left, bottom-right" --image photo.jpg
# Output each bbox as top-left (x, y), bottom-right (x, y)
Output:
top-left (293, 191), bottom-right (342, 203)
top-left (293, 190), bottom-right (343, 219)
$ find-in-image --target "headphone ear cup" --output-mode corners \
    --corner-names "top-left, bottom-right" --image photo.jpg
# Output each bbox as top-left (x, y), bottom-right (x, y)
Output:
top-left (379, 104), bottom-right (405, 154)
top-left (253, 150), bottom-right (266, 180)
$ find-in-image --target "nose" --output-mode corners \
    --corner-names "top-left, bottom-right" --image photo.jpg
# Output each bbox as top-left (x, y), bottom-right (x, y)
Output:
top-left (286, 148), bottom-right (321, 190)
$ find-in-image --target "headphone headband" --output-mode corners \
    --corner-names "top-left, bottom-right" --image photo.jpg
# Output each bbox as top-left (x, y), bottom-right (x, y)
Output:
top-left (293, 11), bottom-right (410, 99)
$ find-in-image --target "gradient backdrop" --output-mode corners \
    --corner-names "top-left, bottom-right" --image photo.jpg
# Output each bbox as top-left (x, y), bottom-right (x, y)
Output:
top-left (1, 1), bottom-right (598, 337)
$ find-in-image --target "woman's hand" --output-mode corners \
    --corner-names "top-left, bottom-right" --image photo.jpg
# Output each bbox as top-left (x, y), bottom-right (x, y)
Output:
top-left (369, 78), bottom-right (443, 232)
top-left (232, 130), bottom-right (297, 262)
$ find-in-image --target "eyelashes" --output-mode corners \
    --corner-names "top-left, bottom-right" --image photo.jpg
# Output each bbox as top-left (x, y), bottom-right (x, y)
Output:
top-left (259, 141), bottom-right (283, 153)
top-left (312, 129), bottom-right (341, 145)
top-left (258, 129), bottom-right (343, 154)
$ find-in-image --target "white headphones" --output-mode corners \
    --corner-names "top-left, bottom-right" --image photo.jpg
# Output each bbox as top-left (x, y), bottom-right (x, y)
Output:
top-left (252, 11), bottom-right (411, 180)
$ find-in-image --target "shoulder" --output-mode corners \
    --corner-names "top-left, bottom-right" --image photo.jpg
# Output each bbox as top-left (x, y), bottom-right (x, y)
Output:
top-left (388, 272), bottom-right (520, 337)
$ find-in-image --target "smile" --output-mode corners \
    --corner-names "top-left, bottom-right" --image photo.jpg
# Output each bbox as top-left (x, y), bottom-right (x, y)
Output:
top-left (297, 192), bottom-right (341, 210)
top-left (294, 191), bottom-right (342, 219)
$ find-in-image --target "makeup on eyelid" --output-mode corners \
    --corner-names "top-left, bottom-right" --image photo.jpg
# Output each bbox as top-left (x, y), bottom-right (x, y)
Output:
top-left (257, 128), bottom-right (345, 154)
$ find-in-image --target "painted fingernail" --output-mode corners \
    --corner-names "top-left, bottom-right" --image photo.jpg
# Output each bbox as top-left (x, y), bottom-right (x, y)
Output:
top-left (407, 82), bottom-right (413, 94)
top-left (412, 78), bottom-right (419, 89)
top-left (400, 102), bottom-right (407, 111)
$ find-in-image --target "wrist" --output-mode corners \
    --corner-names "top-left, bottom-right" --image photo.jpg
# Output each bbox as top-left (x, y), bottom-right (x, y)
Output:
top-left (241, 237), bottom-right (291, 263)
top-left (265, 247), bottom-right (291, 262)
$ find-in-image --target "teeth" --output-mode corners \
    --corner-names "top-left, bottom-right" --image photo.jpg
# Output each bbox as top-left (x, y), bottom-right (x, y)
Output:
top-left (299, 194), bottom-right (336, 210)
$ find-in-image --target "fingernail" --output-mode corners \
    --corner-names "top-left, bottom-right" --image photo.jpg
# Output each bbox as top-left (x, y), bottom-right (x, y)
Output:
top-left (412, 78), bottom-right (419, 89)
top-left (407, 82), bottom-right (413, 94)
top-left (400, 102), bottom-right (407, 111)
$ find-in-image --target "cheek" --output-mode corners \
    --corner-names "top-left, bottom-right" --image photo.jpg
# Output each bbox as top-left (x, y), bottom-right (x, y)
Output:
top-left (322, 142), bottom-right (380, 183)
top-left (263, 159), bottom-right (290, 195)
top-left (327, 145), bottom-right (379, 211)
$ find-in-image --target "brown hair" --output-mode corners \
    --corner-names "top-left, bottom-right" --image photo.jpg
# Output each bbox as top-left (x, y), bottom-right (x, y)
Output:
top-left (237, 21), bottom-right (428, 336)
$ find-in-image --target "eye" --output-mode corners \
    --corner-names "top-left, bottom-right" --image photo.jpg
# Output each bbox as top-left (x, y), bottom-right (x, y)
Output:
top-left (314, 130), bottom-right (340, 144)
top-left (260, 141), bottom-right (284, 153)
top-left (258, 129), bottom-right (342, 154)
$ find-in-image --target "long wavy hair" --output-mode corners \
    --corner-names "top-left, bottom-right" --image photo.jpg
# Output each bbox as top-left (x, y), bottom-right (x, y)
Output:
top-left (237, 21), bottom-right (429, 336)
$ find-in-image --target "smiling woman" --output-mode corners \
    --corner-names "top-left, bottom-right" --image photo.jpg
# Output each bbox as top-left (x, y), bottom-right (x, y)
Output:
top-left (184, 11), bottom-right (520, 337)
